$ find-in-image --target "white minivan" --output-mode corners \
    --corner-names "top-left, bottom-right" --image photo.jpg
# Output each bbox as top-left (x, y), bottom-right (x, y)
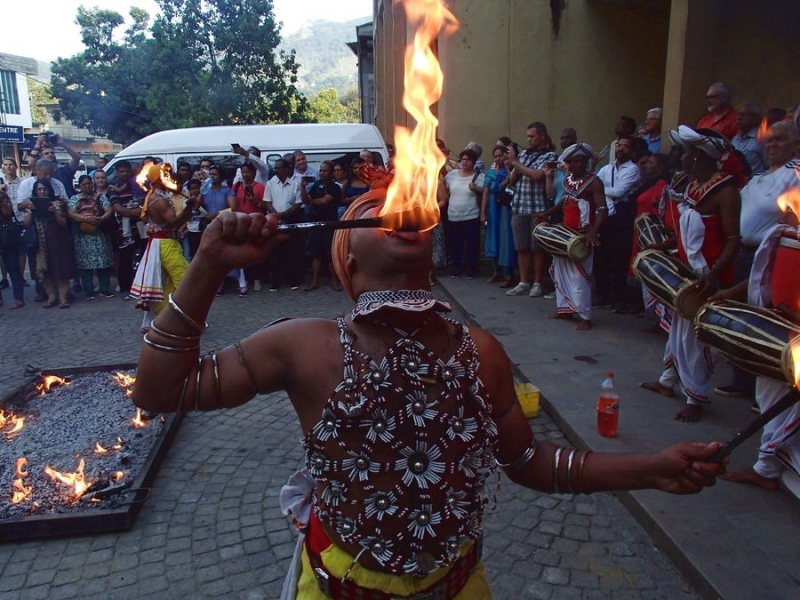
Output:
top-left (102, 123), bottom-right (388, 186)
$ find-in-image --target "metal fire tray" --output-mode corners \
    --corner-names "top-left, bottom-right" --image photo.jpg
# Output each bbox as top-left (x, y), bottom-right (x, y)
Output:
top-left (0, 362), bottom-right (183, 542)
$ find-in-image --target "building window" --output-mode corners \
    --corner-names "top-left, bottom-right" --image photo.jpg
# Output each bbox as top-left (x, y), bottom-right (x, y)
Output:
top-left (0, 70), bottom-right (20, 115)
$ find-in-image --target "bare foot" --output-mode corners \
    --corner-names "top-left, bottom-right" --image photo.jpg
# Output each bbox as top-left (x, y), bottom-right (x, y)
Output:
top-left (575, 319), bottom-right (591, 331)
top-left (547, 312), bottom-right (573, 320)
top-left (720, 468), bottom-right (780, 490)
top-left (674, 404), bottom-right (703, 422)
top-left (639, 381), bottom-right (675, 397)
top-left (304, 284), bottom-right (319, 292)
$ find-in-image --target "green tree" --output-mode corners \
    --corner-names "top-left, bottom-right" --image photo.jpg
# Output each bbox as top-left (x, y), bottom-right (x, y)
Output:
top-left (50, 1), bottom-right (308, 145)
top-left (27, 79), bottom-right (55, 127)
top-left (306, 87), bottom-right (361, 124)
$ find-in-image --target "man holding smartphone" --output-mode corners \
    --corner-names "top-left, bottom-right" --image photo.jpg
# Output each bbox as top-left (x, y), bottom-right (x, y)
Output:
top-left (232, 144), bottom-right (270, 185)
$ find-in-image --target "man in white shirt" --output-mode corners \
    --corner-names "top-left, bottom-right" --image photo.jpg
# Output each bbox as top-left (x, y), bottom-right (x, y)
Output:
top-left (731, 102), bottom-right (767, 176)
top-left (232, 145), bottom-right (270, 185)
top-left (264, 159), bottom-right (305, 290)
top-left (594, 136), bottom-right (640, 311)
top-left (290, 150), bottom-right (319, 185)
top-left (16, 159), bottom-right (69, 204)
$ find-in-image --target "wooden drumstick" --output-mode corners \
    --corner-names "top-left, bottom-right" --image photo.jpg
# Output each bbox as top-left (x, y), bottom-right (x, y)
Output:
top-left (710, 388), bottom-right (800, 463)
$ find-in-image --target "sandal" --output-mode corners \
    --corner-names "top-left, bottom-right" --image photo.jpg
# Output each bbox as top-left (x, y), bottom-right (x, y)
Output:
top-left (59, 303), bottom-right (71, 309)
top-left (10, 301), bottom-right (24, 309)
top-left (499, 278), bottom-right (515, 289)
top-left (43, 301), bottom-right (56, 308)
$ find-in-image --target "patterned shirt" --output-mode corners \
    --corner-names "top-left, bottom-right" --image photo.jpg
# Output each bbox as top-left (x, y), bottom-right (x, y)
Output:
top-left (512, 148), bottom-right (558, 215)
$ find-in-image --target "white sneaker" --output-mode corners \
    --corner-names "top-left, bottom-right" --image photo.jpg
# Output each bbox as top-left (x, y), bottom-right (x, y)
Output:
top-left (253, 280), bottom-right (262, 291)
top-left (506, 282), bottom-right (531, 296)
top-left (543, 292), bottom-right (556, 299)
top-left (529, 283), bottom-right (543, 297)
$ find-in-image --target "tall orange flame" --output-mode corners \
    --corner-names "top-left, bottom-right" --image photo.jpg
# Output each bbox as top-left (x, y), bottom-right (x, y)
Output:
top-left (11, 458), bottom-right (32, 504)
top-left (777, 188), bottom-right (800, 220)
top-left (756, 116), bottom-right (769, 144)
top-left (45, 459), bottom-right (89, 501)
top-left (381, 0), bottom-right (458, 232)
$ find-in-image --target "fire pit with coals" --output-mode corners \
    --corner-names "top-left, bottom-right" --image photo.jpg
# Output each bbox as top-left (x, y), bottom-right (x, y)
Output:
top-left (0, 363), bottom-right (182, 541)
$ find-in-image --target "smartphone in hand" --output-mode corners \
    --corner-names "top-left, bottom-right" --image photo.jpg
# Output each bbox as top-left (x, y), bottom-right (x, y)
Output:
top-left (231, 143), bottom-right (242, 151)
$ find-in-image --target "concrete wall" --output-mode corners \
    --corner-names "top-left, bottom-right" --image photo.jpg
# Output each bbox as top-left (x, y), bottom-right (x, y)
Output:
top-left (665, 0), bottom-right (800, 132)
top-left (373, 0), bottom-right (799, 157)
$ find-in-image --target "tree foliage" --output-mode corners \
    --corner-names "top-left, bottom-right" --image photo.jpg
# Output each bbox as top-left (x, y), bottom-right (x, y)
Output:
top-left (50, 0), bottom-right (309, 145)
top-left (306, 87), bottom-right (361, 124)
top-left (28, 79), bottom-right (55, 127)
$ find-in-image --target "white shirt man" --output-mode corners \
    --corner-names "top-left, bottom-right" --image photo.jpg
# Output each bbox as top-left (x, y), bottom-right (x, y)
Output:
top-left (595, 137), bottom-right (640, 216)
top-left (232, 146), bottom-right (270, 185)
top-left (17, 163), bottom-right (69, 205)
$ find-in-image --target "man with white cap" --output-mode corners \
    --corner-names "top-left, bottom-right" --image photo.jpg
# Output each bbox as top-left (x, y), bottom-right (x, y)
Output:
top-left (541, 143), bottom-right (606, 330)
top-left (640, 126), bottom-right (741, 422)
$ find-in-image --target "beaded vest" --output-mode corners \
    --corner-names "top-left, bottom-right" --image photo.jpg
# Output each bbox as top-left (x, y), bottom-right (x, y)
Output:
top-left (303, 316), bottom-right (499, 577)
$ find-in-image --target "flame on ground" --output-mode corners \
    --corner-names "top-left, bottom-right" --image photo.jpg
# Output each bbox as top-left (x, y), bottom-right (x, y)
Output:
top-left (112, 471), bottom-right (125, 482)
top-left (380, 0), bottom-right (458, 232)
top-left (11, 457), bottom-right (32, 504)
top-left (95, 442), bottom-right (109, 455)
top-left (112, 372), bottom-right (136, 387)
top-left (35, 374), bottom-right (69, 395)
top-left (132, 408), bottom-right (146, 428)
top-left (0, 409), bottom-right (25, 438)
top-left (44, 459), bottom-right (89, 501)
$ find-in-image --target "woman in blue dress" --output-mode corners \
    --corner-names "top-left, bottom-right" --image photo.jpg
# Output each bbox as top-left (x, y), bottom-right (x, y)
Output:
top-left (480, 145), bottom-right (516, 286)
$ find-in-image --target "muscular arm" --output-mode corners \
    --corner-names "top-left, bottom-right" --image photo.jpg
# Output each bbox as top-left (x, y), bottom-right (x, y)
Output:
top-left (585, 179), bottom-right (607, 245)
top-left (710, 185), bottom-right (741, 278)
top-left (150, 195), bottom-right (193, 229)
top-left (473, 328), bottom-right (723, 495)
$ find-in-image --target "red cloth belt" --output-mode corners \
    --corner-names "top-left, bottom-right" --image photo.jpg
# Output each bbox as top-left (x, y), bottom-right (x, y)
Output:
top-left (772, 235), bottom-right (800, 312)
top-left (305, 511), bottom-right (481, 600)
top-left (147, 230), bottom-right (174, 240)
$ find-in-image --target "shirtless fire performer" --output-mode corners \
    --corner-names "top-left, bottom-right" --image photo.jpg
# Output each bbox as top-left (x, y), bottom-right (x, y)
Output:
top-left (132, 183), bottom-right (727, 599)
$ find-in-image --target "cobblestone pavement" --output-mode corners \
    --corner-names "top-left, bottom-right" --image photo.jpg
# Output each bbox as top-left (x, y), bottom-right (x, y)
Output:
top-left (0, 277), bottom-right (698, 599)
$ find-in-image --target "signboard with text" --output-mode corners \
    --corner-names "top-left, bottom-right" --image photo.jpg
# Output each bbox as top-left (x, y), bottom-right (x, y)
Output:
top-left (0, 125), bottom-right (24, 143)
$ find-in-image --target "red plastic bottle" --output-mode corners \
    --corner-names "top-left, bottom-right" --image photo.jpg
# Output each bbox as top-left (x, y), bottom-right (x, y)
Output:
top-left (597, 372), bottom-right (619, 437)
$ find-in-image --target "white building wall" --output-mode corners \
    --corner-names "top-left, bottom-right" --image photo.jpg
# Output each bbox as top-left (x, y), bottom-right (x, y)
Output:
top-left (2, 72), bottom-right (33, 128)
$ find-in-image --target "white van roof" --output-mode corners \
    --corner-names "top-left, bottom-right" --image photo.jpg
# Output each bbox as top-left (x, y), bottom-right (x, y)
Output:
top-left (116, 123), bottom-right (385, 157)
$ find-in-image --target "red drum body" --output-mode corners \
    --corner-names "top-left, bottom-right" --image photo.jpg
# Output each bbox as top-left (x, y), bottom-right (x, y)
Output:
top-left (632, 249), bottom-right (702, 319)
top-left (634, 213), bottom-right (673, 250)
top-left (694, 300), bottom-right (799, 383)
top-left (772, 235), bottom-right (800, 314)
top-left (533, 223), bottom-right (591, 263)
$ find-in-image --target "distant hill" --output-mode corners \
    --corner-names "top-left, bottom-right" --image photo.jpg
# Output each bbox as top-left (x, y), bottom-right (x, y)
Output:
top-left (279, 17), bottom-right (370, 97)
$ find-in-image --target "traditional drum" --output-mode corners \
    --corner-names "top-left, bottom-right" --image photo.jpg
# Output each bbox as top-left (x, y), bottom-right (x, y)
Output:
top-left (694, 300), bottom-right (799, 384)
top-left (533, 223), bottom-right (591, 263)
top-left (772, 234), bottom-right (800, 314)
top-left (634, 213), bottom-right (673, 250)
top-left (631, 249), bottom-right (702, 319)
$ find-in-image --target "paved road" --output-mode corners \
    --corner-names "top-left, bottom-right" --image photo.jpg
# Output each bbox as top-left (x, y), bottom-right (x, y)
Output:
top-left (2, 276), bottom-right (702, 599)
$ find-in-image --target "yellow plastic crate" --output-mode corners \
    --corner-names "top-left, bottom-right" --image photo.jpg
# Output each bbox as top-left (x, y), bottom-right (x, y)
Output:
top-left (515, 382), bottom-right (540, 418)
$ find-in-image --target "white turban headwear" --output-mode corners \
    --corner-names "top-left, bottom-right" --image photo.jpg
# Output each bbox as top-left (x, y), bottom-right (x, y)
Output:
top-left (558, 142), bottom-right (594, 164)
top-left (668, 125), bottom-right (730, 160)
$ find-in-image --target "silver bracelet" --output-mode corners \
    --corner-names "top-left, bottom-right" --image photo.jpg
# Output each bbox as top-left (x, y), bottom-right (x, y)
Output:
top-left (565, 449), bottom-right (577, 494)
top-left (150, 320), bottom-right (201, 342)
top-left (496, 439), bottom-right (538, 473)
top-left (211, 353), bottom-right (223, 410)
top-left (552, 448), bottom-right (564, 493)
top-left (143, 333), bottom-right (199, 353)
top-left (194, 356), bottom-right (204, 412)
top-left (168, 293), bottom-right (208, 333)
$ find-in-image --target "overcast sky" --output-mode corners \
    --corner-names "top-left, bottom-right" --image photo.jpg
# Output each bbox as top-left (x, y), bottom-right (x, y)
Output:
top-left (0, 0), bottom-right (372, 63)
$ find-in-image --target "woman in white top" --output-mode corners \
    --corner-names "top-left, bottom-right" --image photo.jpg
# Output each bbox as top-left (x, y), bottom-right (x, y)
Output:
top-left (439, 148), bottom-right (484, 278)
